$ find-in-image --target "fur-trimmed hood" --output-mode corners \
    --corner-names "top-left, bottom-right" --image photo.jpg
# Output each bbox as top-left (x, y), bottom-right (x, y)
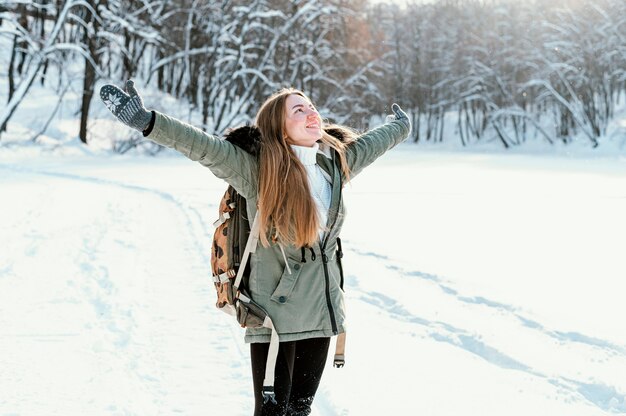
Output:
top-left (223, 125), bottom-right (350, 156)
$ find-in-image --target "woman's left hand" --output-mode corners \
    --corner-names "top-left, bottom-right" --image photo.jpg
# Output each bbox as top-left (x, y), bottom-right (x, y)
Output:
top-left (390, 103), bottom-right (408, 122)
top-left (387, 103), bottom-right (411, 133)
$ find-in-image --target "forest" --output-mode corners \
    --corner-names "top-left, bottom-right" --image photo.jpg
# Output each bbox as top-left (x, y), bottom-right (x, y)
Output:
top-left (1, 0), bottom-right (625, 148)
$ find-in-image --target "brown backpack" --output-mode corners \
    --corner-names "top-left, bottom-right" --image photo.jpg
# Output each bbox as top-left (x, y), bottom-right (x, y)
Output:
top-left (211, 184), bottom-right (267, 328)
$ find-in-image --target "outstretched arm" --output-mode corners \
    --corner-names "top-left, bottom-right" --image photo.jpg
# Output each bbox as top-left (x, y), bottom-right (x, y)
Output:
top-left (100, 81), bottom-right (258, 198)
top-left (346, 104), bottom-right (411, 178)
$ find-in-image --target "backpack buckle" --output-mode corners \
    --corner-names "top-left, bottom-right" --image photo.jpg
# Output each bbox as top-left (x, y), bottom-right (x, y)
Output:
top-left (212, 211), bottom-right (231, 228)
top-left (333, 354), bottom-right (345, 368)
top-left (262, 386), bottom-right (277, 404)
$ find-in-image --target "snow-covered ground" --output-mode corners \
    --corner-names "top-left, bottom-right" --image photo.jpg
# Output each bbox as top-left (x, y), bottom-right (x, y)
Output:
top-left (1, 142), bottom-right (625, 415)
top-left (2, 22), bottom-right (626, 413)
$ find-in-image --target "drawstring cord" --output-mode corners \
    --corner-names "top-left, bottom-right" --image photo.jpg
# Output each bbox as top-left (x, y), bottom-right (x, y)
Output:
top-left (299, 247), bottom-right (318, 263)
top-left (279, 244), bottom-right (292, 275)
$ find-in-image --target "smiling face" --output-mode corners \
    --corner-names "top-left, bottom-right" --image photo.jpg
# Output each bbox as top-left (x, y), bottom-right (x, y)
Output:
top-left (283, 94), bottom-right (322, 147)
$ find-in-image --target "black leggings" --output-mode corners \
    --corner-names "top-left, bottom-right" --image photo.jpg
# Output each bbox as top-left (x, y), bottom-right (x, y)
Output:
top-left (250, 337), bottom-right (331, 416)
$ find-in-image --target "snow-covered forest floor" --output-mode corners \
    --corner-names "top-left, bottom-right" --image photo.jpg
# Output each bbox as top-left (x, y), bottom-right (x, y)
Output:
top-left (1, 140), bottom-right (626, 414)
top-left (2, 28), bottom-right (626, 412)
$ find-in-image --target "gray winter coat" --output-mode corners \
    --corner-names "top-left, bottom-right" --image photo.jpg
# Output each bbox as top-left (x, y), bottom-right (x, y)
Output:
top-left (147, 111), bottom-right (410, 343)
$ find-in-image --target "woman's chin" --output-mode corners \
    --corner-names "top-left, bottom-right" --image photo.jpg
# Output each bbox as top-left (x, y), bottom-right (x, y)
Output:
top-left (306, 129), bottom-right (322, 138)
top-left (291, 132), bottom-right (322, 147)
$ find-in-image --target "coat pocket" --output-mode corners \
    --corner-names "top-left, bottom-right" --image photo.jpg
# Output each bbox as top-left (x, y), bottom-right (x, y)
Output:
top-left (270, 261), bottom-right (303, 304)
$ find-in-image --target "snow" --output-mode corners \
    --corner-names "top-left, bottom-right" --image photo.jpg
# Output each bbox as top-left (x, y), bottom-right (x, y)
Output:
top-left (0, 155), bottom-right (253, 414)
top-left (1, 143), bottom-right (625, 415)
top-left (1, 24), bottom-right (626, 415)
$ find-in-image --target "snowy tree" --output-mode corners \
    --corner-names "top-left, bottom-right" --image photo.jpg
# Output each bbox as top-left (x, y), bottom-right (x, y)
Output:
top-left (369, 0), bottom-right (626, 147)
top-left (0, 0), bottom-right (80, 138)
top-left (2, 0), bottom-right (624, 148)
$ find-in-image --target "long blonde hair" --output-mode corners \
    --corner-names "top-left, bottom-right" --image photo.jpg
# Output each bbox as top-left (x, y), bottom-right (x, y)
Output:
top-left (256, 88), bottom-right (355, 247)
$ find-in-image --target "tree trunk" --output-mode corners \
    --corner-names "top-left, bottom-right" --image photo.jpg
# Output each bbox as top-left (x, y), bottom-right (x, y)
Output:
top-left (39, 1), bottom-right (48, 86)
top-left (16, 5), bottom-right (29, 76)
top-left (2, 35), bottom-right (19, 134)
top-left (79, 0), bottom-right (100, 144)
top-left (80, 55), bottom-right (96, 144)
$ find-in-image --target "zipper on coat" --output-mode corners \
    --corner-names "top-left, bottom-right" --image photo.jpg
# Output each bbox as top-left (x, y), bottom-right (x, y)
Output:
top-left (320, 244), bottom-right (338, 335)
top-left (318, 149), bottom-right (342, 335)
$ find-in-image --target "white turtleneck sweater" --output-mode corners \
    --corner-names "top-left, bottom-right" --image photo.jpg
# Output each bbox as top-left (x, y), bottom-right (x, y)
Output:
top-left (290, 143), bottom-right (332, 240)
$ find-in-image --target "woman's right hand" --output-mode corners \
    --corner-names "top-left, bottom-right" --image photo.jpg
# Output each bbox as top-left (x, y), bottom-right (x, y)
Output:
top-left (100, 80), bottom-right (152, 132)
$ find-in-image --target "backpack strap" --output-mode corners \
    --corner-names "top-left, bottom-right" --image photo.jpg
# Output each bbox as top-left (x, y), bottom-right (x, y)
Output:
top-left (261, 315), bottom-right (280, 404)
top-left (333, 237), bottom-right (346, 367)
top-left (334, 333), bottom-right (346, 367)
top-left (233, 211), bottom-right (261, 290)
top-left (232, 211), bottom-right (281, 404)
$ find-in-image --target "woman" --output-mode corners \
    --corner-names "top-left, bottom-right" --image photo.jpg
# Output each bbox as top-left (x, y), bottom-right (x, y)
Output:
top-left (100, 80), bottom-right (410, 415)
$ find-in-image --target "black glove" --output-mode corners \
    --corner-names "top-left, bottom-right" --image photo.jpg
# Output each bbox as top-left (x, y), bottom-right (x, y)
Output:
top-left (100, 80), bottom-right (152, 132)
